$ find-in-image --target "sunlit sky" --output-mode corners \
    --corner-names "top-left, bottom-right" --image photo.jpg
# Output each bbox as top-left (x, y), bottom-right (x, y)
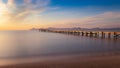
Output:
top-left (0, 0), bottom-right (120, 30)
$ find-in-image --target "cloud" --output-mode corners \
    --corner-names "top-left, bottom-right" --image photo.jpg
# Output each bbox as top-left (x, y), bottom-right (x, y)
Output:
top-left (57, 12), bottom-right (120, 28)
top-left (7, 0), bottom-right (14, 5)
top-left (0, 0), bottom-right (50, 23)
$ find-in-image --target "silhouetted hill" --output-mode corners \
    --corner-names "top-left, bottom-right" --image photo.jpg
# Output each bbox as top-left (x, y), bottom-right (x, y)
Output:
top-left (31, 27), bottom-right (120, 32)
top-left (48, 27), bottom-right (81, 30)
top-left (47, 27), bottom-right (120, 31)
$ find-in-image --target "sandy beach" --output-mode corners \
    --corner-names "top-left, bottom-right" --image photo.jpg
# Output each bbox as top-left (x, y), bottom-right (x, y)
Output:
top-left (1, 54), bottom-right (120, 68)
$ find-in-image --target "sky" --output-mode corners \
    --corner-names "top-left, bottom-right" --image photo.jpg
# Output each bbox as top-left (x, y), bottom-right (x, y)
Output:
top-left (0, 0), bottom-right (120, 30)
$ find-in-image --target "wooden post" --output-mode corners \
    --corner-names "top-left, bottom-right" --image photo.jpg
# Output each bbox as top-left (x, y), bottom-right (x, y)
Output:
top-left (108, 32), bottom-right (111, 38)
top-left (81, 32), bottom-right (84, 36)
top-left (101, 32), bottom-right (104, 38)
top-left (90, 32), bottom-right (93, 37)
top-left (86, 32), bottom-right (88, 36)
top-left (101, 32), bottom-right (105, 38)
top-left (114, 32), bottom-right (117, 37)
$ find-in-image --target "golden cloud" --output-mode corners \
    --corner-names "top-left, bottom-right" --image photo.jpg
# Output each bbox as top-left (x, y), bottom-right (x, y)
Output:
top-left (0, 0), bottom-right (50, 23)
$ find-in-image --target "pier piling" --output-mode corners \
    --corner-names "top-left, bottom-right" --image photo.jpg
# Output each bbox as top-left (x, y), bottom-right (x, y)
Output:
top-left (39, 29), bottom-right (119, 39)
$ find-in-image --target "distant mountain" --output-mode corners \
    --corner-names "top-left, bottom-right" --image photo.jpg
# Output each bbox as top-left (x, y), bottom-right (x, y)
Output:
top-left (48, 27), bottom-right (81, 30)
top-left (30, 28), bottom-right (38, 30)
top-left (90, 28), bottom-right (120, 31)
top-left (31, 27), bottom-right (120, 31)
top-left (47, 27), bottom-right (120, 31)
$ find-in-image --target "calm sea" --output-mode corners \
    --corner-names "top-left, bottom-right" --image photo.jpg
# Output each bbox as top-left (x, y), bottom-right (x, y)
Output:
top-left (0, 30), bottom-right (120, 59)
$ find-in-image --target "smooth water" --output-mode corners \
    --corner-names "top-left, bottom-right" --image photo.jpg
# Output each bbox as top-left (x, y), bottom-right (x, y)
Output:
top-left (0, 30), bottom-right (120, 58)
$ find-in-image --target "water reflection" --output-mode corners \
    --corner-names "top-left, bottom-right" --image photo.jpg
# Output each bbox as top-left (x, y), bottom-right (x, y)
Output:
top-left (0, 30), bottom-right (120, 59)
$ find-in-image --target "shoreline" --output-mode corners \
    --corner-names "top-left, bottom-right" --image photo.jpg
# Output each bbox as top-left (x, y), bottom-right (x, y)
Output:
top-left (1, 53), bottom-right (120, 68)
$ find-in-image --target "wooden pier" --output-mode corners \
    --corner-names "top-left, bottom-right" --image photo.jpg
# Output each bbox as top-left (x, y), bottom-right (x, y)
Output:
top-left (39, 29), bottom-right (120, 39)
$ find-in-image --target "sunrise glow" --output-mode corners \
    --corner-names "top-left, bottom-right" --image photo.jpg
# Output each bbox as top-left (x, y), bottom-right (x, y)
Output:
top-left (0, 0), bottom-right (120, 30)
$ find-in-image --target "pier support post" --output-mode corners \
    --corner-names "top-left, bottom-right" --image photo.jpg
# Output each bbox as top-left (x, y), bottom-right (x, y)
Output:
top-left (81, 32), bottom-right (84, 36)
top-left (101, 32), bottom-right (105, 38)
top-left (108, 32), bottom-right (111, 38)
top-left (114, 32), bottom-right (117, 37)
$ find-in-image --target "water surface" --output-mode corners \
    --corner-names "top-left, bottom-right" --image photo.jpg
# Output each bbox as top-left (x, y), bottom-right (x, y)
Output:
top-left (0, 30), bottom-right (120, 59)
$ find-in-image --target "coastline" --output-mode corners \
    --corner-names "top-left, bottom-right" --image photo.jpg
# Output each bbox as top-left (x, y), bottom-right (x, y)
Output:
top-left (1, 53), bottom-right (120, 68)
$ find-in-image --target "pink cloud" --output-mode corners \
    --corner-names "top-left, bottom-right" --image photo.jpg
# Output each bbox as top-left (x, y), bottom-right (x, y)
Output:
top-left (57, 12), bottom-right (120, 28)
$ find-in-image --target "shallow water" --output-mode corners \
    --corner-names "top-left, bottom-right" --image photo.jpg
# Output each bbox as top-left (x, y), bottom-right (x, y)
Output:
top-left (0, 30), bottom-right (120, 59)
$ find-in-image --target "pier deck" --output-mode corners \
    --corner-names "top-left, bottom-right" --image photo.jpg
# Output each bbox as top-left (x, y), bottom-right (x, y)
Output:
top-left (39, 29), bottom-right (120, 39)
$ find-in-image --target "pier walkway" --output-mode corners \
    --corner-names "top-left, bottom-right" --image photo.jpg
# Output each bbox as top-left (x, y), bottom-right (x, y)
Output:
top-left (39, 29), bottom-right (120, 39)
